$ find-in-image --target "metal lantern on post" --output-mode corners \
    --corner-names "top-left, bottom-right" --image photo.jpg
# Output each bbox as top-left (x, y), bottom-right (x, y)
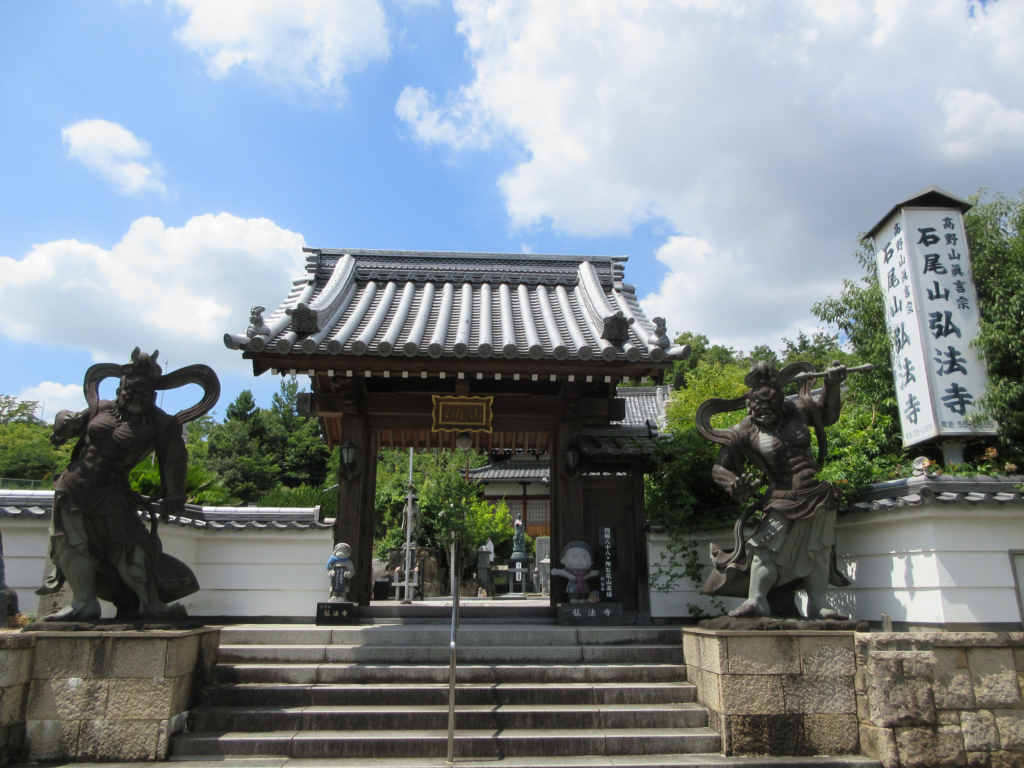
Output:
top-left (563, 443), bottom-right (581, 477)
top-left (339, 438), bottom-right (359, 474)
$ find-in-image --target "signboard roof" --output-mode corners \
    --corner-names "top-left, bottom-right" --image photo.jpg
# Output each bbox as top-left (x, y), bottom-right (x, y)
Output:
top-left (867, 186), bottom-right (973, 240)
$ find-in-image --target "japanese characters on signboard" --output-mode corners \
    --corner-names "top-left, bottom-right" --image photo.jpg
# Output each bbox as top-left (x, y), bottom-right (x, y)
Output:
top-left (873, 208), bottom-right (996, 447)
top-left (599, 526), bottom-right (616, 601)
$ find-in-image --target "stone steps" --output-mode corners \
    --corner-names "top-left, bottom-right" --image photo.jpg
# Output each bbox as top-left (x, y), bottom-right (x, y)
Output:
top-left (216, 643), bottom-right (683, 665)
top-left (214, 662), bottom-right (688, 685)
top-left (172, 727), bottom-right (724, 759)
top-left (218, 625), bottom-right (682, 646)
top-left (203, 681), bottom-right (696, 707)
top-left (165, 756), bottom-right (882, 767)
top-left (170, 622), bottom-right (721, 762)
top-left (193, 702), bottom-right (709, 731)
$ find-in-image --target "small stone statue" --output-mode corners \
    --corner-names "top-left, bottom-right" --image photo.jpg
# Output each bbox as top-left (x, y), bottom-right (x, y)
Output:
top-left (696, 359), bottom-right (854, 619)
top-left (36, 348), bottom-right (219, 621)
top-left (326, 543), bottom-right (354, 602)
top-left (550, 541), bottom-right (600, 603)
top-left (510, 512), bottom-right (527, 561)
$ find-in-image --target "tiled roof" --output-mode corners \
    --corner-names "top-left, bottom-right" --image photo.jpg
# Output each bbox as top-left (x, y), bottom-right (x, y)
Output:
top-left (469, 459), bottom-right (550, 483)
top-left (613, 386), bottom-right (670, 430)
top-left (579, 427), bottom-right (663, 455)
top-left (225, 249), bottom-right (689, 364)
top-left (0, 490), bottom-right (329, 530)
top-left (846, 473), bottom-right (1024, 514)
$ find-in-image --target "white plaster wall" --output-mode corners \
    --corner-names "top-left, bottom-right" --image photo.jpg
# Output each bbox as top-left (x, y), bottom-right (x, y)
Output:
top-left (483, 482), bottom-right (549, 498)
top-left (2, 518), bottom-right (50, 615)
top-left (830, 506), bottom-right (1024, 626)
top-left (647, 504), bottom-right (1024, 626)
top-left (1, 518), bottom-right (334, 618)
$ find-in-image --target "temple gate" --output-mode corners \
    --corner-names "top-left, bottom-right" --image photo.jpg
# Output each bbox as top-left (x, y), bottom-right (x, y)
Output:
top-left (227, 249), bottom-right (687, 619)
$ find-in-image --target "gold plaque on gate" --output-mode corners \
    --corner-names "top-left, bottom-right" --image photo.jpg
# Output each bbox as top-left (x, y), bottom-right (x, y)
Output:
top-left (431, 395), bottom-right (493, 432)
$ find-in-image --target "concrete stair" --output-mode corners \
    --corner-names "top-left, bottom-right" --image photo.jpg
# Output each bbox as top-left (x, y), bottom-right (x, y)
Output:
top-left (170, 622), bottom-right (726, 763)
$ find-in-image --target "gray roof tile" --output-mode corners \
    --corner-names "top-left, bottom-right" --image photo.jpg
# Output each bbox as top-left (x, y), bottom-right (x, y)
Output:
top-left (226, 249), bottom-right (687, 364)
top-left (0, 490), bottom-right (328, 530)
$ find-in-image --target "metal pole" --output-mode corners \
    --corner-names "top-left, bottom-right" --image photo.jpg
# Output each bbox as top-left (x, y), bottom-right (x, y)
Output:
top-left (447, 533), bottom-right (459, 762)
top-left (403, 447), bottom-right (414, 604)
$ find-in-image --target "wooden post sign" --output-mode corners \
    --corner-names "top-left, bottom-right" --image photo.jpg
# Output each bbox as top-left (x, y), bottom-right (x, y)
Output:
top-left (867, 187), bottom-right (997, 449)
top-left (431, 395), bottom-right (493, 433)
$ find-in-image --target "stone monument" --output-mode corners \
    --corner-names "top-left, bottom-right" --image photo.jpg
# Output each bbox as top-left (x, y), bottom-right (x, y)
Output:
top-left (35, 348), bottom-right (219, 622)
top-left (695, 359), bottom-right (859, 620)
top-left (508, 512), bottom-right (533, 593)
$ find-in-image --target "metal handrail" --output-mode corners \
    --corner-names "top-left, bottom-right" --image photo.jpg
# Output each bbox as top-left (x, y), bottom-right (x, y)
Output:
top-left (446, 535), bottom-right (461, 763)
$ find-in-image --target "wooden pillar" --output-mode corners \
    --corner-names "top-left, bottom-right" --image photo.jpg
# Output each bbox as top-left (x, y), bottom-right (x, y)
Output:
top-left (551, 394), bottom-right (583, 606)
top-left (333, 380), bottom-right (376, 607)
top-left (633, 461), bottom-right (651, 620)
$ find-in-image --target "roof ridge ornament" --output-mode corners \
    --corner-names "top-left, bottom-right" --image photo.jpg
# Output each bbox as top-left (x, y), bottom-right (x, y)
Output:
top-left (286, 302), bottom-right (319, 334)
top-left (600, 310), bottom-right (634, 345)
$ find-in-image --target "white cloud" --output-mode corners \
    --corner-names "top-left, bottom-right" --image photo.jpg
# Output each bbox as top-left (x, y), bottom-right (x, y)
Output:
top-left (16, 383), bottom-right (86, 423)
top-left (641, 235), bottom-right (837, 355)
top-left (395, 86), bottom-right (492, 150)
top-left (62, 119), bottom-right (166, 196)
top-left (398, 0), bottom-right (1024, 351)
top-left (168, 0), bottom-right (391, 95)
top-left (939, 88), bottom-right (1024, 160)
top-left (0, 214), bottom-right (306, 375)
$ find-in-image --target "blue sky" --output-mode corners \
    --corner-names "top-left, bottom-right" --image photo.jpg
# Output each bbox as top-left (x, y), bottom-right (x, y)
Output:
top-left (1, 0), bottom-right (1022, 420)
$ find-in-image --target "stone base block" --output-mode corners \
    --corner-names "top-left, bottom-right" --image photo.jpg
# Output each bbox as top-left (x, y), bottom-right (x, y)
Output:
top-left (557, 603), bottom-right (623, 625)
top-left (20, 626), bottom-right (219, 763)
top-left (316, 602), bottom-right (358, 625)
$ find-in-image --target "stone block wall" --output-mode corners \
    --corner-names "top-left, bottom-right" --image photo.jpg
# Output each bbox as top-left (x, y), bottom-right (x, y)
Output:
top-left (683, 627), bottom-right (858, 756)
top-left (685, 628), bottom-right (1024, 766)
top-left (0, 626), bottom-right (219, 763)
top-left (0, 634), bottom-right (33, 766)
top-left (857, 632), bottom-right (1024, 768)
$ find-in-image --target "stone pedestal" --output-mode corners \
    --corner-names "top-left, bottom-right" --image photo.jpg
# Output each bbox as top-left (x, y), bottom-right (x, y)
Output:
top-left (19, 626), bottom-right (219, 762)
top-left (0, 634), bottom-right (33, 766)
top-left (509, 557), bottom-right (534, 593)
top-left (557, 603), bottom-right (623, 625)
top-left (683, 627), bottom-right (858, 757)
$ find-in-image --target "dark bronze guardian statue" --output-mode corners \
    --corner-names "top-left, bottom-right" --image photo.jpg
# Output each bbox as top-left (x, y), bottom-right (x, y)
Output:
top-left (37, 348), bottom-right (219, 621)
top-left (696, 359), bottom-right (866, 619)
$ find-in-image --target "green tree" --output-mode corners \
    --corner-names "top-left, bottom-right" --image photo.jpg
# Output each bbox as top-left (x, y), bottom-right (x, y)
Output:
top-left (201, 378), bottom-right (330, 502)
top-left (0, 395), bottom-right (43, 425)
top-left (130, 460), bottom-right (239, 506)
top-left (205, 409), bottom-right (282, 503)
top-left (0, 395), bottom-right (68, 484)
top-left (225, 390), bottom-right (257, 422)
top-left (667, 332), bottom-right (741, 390)
top-left (965, 191), bottom-right (1024, 466)
top-left (646, 359), bottom-right (749, 532)
top-left (0, 422), bottom-right (70, 483)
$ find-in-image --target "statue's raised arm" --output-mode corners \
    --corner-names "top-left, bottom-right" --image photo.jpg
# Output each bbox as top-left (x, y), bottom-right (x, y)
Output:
top-left (37, 348), bottom-right (219, 622)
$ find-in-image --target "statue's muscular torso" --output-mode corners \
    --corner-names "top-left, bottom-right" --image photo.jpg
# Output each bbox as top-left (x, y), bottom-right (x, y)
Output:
top-left (736, 399), bottom-right (820, 492)
top-left (62, 403), bottom-right (167, 495)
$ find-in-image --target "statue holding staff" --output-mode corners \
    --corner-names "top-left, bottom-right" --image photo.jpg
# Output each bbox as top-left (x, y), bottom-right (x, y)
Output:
top-left (696, 359), bottom-right (871, 619)
top-left (37, 348), bottom-right (219, 621)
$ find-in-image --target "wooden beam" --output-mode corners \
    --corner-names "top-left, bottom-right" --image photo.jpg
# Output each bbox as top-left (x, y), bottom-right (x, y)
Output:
top-left (247, 352), bottom-right (670, 379)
